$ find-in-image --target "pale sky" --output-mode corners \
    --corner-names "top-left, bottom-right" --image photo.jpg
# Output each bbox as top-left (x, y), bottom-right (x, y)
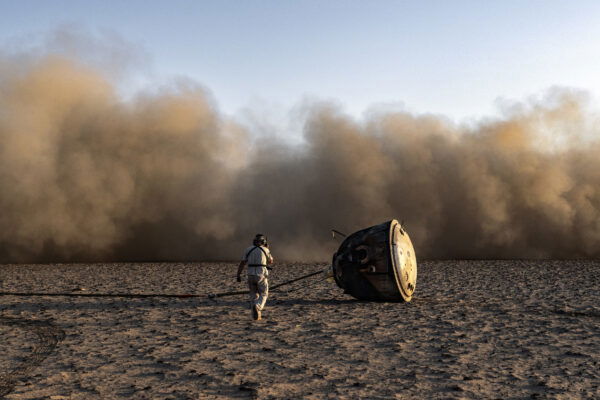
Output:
top-left (2, 0), bottom-right (600, 123)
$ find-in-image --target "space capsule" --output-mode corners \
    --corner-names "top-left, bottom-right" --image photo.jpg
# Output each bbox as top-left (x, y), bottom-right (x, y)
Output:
top-left (332, 219), bottom-right (417, 301)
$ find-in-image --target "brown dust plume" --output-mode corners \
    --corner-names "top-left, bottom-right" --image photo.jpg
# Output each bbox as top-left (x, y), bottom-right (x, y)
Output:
top-left (1, 53), bottom-right (600, 262)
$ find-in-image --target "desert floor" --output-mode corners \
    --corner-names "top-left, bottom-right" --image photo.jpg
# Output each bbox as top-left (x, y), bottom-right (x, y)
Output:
top-left (1, 260), bottom-right (599, 399)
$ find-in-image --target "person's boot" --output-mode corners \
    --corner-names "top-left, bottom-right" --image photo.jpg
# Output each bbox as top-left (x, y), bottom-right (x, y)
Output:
top-left (252, 305), bottom-right (261, 320)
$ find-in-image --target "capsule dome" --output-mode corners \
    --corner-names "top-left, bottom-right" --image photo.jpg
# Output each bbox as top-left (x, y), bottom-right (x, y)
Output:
top-left (332, 219), bottom-right (417, 301)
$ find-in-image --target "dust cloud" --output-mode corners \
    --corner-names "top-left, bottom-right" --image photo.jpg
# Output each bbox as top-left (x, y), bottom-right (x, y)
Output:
top-left (2, 46), bottom-right (600, 262)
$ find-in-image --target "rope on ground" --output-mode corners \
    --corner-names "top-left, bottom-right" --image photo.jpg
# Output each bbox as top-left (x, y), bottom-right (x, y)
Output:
top-left (0, 269), bottom-right (327, 300)
top-left (0, 292), bottom-right (206, 298)
top-left (272, 276), bottom-right (330, 294)
top-left (208, 269), bottom-right (325, 299)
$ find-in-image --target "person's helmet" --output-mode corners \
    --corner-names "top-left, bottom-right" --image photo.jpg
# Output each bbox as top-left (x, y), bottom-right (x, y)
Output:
top-left (253, 234), bottom-right (267, 246)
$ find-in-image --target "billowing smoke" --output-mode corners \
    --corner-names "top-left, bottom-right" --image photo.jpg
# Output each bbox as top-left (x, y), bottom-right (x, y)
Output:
top-left (2, 43), bottom-right (600, 262)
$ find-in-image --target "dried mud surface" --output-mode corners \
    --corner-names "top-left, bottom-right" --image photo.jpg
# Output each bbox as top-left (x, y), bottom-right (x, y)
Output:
top-left (1, 260), bottom-right (599, 399)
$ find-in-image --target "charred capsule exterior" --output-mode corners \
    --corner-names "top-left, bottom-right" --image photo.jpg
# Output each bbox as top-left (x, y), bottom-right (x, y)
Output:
top-left (332, 219), bottom-right (417, 301)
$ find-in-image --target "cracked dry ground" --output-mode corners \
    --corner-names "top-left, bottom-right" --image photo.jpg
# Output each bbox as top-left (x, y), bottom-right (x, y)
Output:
top-left (1, 260), bottom-right (599, 399)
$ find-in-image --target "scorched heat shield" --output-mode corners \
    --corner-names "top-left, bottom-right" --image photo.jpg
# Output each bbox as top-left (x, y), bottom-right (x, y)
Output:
top-left (332, 219), bottom-right (417, 301)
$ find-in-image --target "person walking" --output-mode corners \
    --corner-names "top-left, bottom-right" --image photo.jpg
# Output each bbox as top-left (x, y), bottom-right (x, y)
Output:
top-left (237, 234), bottom-right (274, 320)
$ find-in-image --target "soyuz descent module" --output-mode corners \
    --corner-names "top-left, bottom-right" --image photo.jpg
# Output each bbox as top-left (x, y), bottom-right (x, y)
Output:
top-left (332, 219), bottom-right (417, 301)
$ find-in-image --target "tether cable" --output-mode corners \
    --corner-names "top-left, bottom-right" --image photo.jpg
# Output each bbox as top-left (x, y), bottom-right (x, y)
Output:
top-left (272, 276), bottom-right (329, 294)
top-left (0, 269), bottom-right (326, 299)
top-left (208, 269), bottom-right (325, 299)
